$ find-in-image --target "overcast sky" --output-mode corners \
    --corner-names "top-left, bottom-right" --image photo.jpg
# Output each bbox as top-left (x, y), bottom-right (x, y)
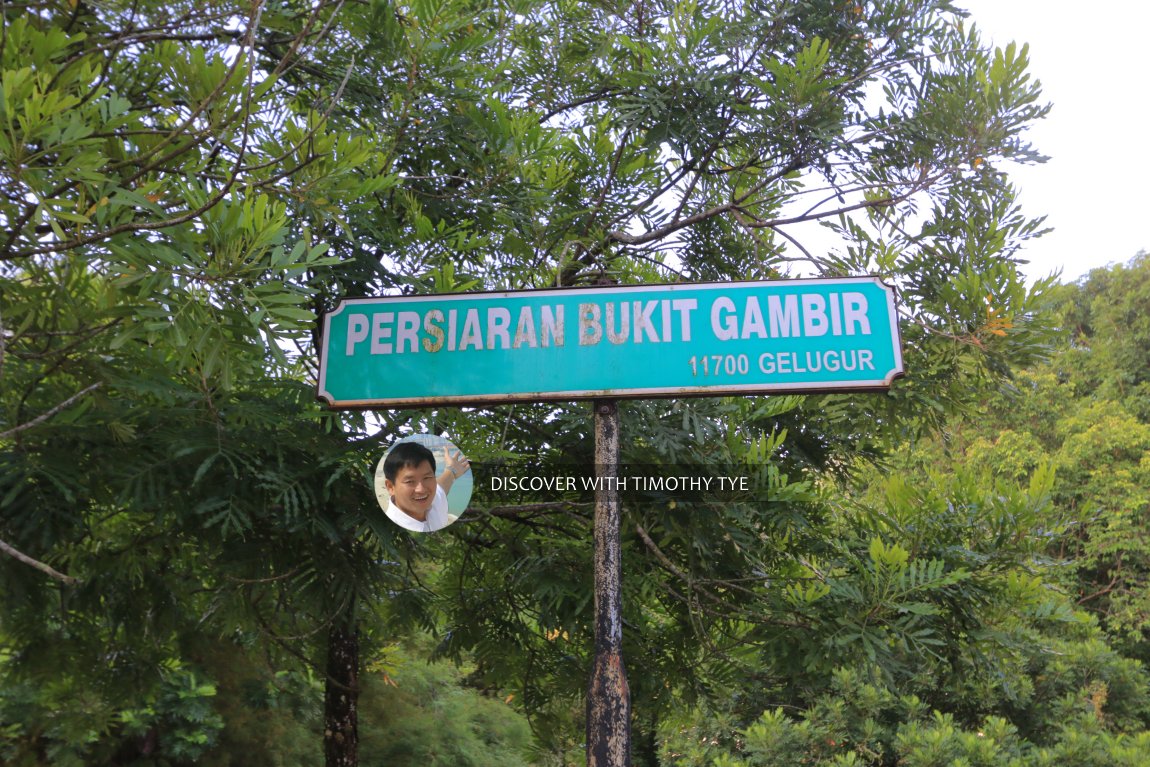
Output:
top-left (958, 0), bottom-right (1149, 284)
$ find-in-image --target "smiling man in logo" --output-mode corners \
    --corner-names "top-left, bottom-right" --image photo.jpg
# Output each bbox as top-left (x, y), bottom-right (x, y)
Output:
top-left (382, 441), bottom-right (470, 532)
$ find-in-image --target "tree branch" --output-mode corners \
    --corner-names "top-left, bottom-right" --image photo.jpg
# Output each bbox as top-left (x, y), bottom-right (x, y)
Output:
top-left (0, 382), bottom-right (102, 440)
top-left (539, 89), bottom-right (624, 124)
top-left (0, 538), bottom-right (78, 585)
top-left (481, 500), bottom-right (591, 522)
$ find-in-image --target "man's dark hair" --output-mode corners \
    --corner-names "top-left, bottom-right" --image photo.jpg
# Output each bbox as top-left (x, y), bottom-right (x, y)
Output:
top-left (383, 441), bottom-right (436, 481)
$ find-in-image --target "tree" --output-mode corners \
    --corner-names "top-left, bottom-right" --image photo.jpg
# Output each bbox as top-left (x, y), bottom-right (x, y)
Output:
top-left (920, 254), bottom-right (1150, 662)
top-left (318, 0), bottom-right (1058, 758)
top-left (650, 441), bottom-right (1150, 766)
top-left (4, 1), bottom-right (1062, 764)
top-left (2, 3), bottom-right (402, 764)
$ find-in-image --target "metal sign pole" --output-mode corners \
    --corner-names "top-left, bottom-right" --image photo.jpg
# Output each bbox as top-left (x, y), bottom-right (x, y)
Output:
top-left (587, 399), bottom-right (630, 766)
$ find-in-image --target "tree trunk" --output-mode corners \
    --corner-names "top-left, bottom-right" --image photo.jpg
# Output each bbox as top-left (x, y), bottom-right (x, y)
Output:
top-left (324, 618), bottom-right (359, 767)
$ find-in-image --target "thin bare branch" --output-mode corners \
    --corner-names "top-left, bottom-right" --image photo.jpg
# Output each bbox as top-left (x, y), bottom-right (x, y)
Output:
top-left (0, 538), bottom-right (78, 585)
top-left (0, 382), bottom-right (102, 440)
top-left (482, 500), bottom-right (591, 518)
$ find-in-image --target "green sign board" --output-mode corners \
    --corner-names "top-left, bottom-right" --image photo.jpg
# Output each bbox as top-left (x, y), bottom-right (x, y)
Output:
top-left (317, 278), bottom-right (904, 407)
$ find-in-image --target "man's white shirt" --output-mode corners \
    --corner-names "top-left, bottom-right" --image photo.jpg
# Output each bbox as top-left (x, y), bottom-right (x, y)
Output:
top-left (386, 485), bottom-right (453, 532)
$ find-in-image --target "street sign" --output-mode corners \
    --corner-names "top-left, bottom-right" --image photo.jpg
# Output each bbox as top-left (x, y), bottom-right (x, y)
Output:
top-left (316, 277), bottom-right (904, 407)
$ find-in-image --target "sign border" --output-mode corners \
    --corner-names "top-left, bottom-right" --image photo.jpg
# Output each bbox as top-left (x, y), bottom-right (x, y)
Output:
top-left (316, 277), bottom-right (905, 409)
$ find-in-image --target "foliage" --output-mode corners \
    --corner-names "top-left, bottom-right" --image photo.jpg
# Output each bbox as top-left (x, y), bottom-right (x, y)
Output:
top-left (0, 374), bottom-right (411, 763)
top-left (0, 655), bottom-right (225, 767)
top-left (638, 253), bottom-right (1150, 767)
top-left (903, 254), bottom-right (1150, 661)
top-left (1064, 252), bottom-right (1150, 420)
top-left (654, 467), bottom-right (1150, 767)
top-left (1, 2), bottom-right (394, 761)
top-left (661, 659), bottom-right (1150, 767)
top-left (0, 0), bottom-right (1094, 764)
top-left (358, 641), bottom-right (537, 767)
top-left (0, 2), bottom-right (370, 387)
top-left (197, 640), bottom-right (324, 767)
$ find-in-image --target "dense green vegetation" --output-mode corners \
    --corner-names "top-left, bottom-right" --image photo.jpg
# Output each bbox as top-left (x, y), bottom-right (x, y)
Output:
top-left (656, 254), bottom-right (1150, 766)
top-left (3, 0), bottom-right (1148, 764)
top-left (657, 259), bottom-right (1150, 767)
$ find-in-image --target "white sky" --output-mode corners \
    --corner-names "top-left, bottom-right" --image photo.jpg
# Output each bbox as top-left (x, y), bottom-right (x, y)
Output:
top-left (958, 0), bottom-right (1150, 284)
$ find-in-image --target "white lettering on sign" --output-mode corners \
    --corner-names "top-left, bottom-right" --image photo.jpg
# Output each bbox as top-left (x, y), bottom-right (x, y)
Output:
top-left (711, 293), bottom-right (871, 342)
top-left (757, 349), bottom-right (875, 374)
top-left (633, 300), bottom-right (659, 342)
top-left (673, 299), bottom-right (697, 341)
top-left (340, 292), bottom-right (871, 356)
top-left (770, 295), bottom-right (799, 337)
top-left (541, 306), bottom-right (564, 347)
top-left (346, 314), bottom-right (369, 355)
top-left (397, 311), bottom-right (420, 353)
top-left (371, 312), bottom-right (394, 354)
top-left (579, 303), bottom-right (602, 346)
top-left (573, 299), bottom-right (697, 344)
top-left (422, 310), bottom-right (445, 352)
top-left (345, 305), bottom-right (567, 355)
top-left (514, 306), bottom-right (537, 348)
top-left (487, 307), bottom-right (511, 350)
top-left (606, 302), bottom-right (629, 344)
